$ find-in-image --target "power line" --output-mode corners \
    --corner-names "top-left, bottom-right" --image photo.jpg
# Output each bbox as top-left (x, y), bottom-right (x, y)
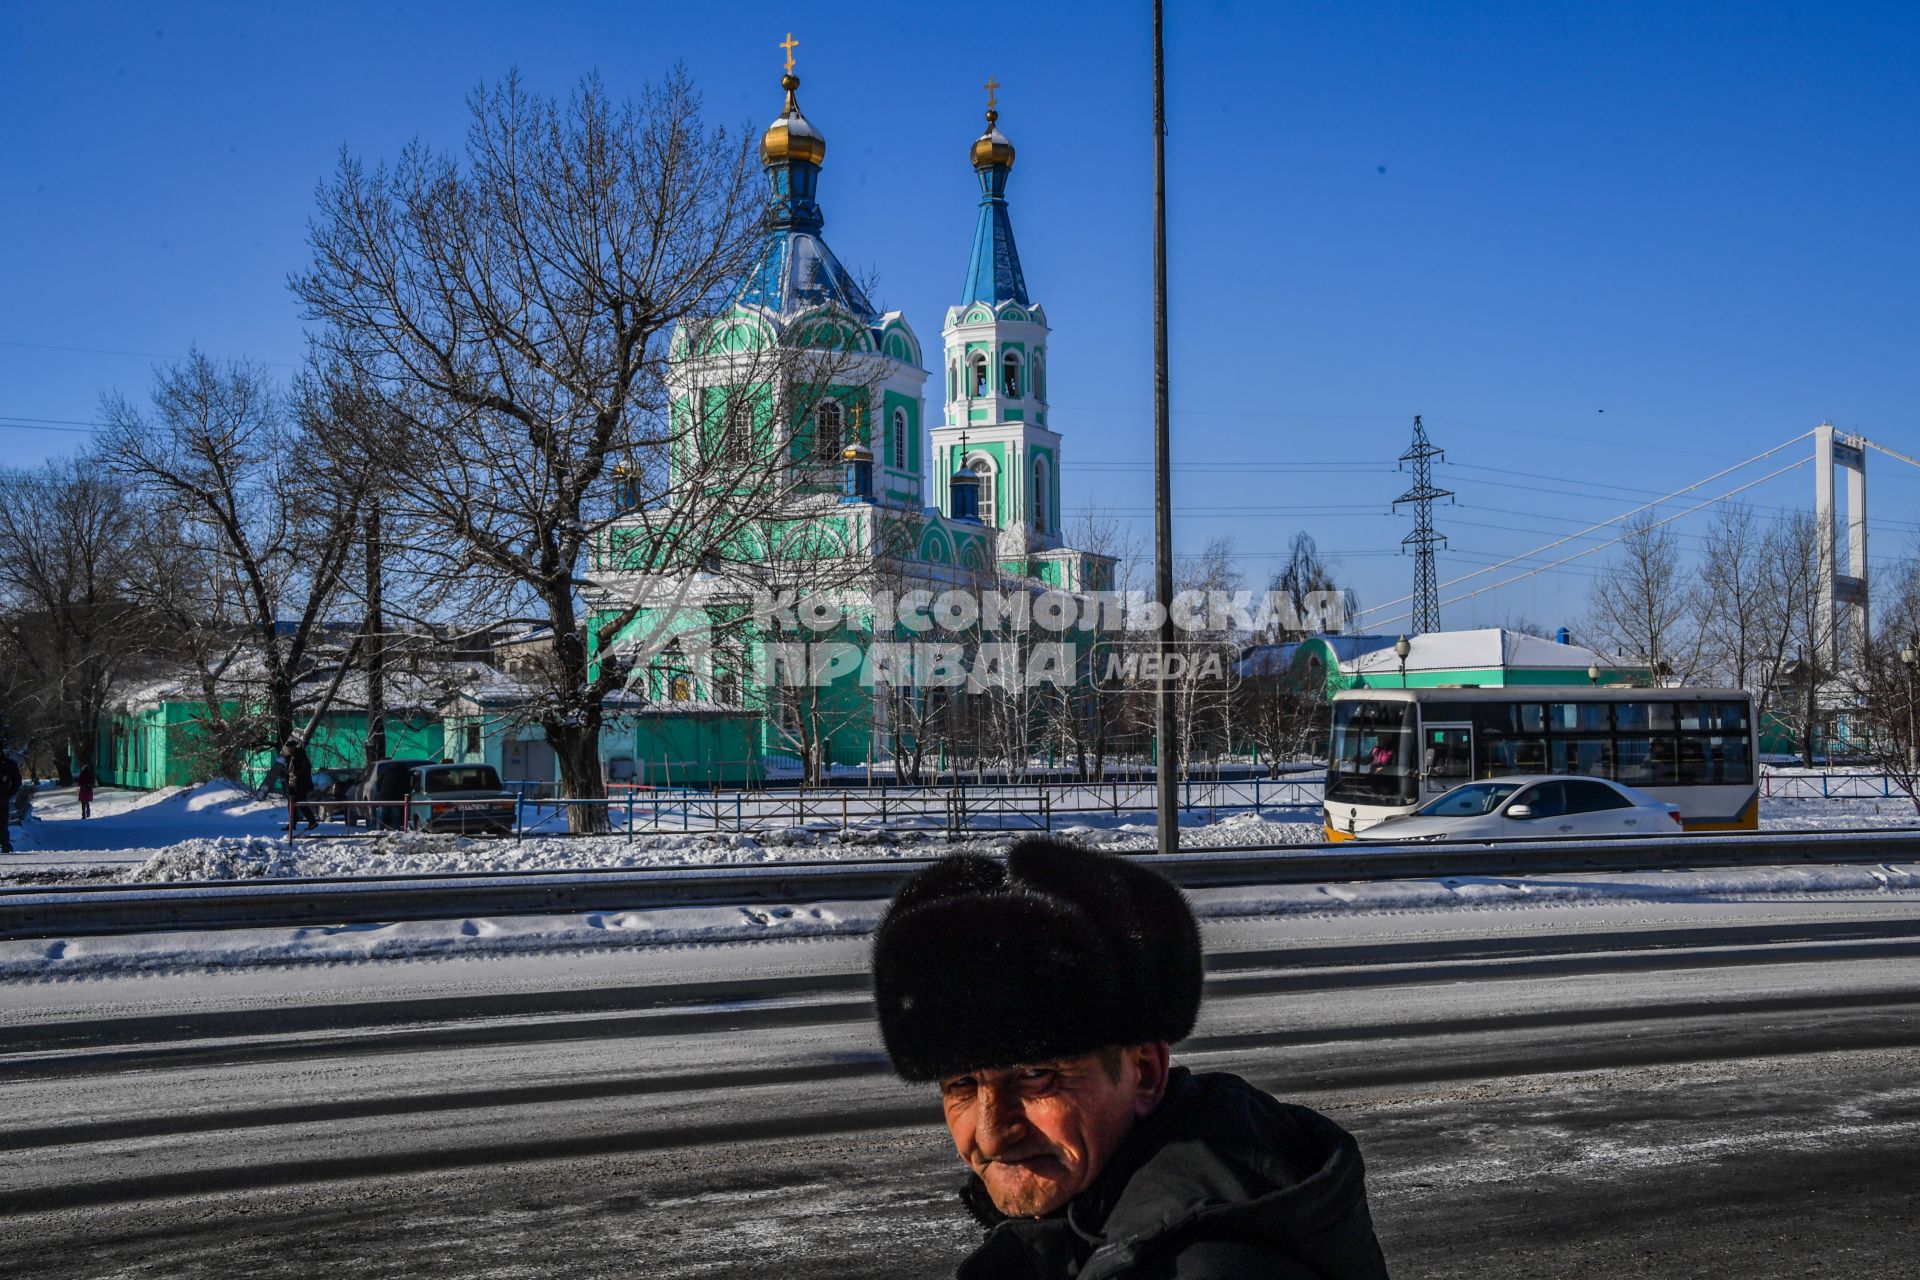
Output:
top-left (1363, 457), bottom-right (1811, 631)
top-left (1353, 431), bottom-right (1816, 623)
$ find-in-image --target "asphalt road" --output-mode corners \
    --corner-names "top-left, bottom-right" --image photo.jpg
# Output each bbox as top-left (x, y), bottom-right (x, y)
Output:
top-left (3, 896), bottom-right (1918, 1277)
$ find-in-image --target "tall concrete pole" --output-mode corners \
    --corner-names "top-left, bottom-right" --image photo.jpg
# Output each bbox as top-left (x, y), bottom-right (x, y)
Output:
top-left (1153, 0), bottom-right (1177, 854)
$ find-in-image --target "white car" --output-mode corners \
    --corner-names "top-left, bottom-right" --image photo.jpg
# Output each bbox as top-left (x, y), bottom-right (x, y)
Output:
top-left (1362, 776), bottom-right (1684, 842)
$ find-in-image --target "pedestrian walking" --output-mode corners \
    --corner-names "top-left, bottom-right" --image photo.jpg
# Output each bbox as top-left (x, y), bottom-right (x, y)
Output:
top-left (287, 740), bottom-right (317, 832)
top-left (0, 748), bottom-right (22, 854)
top-left (75, 763), bottom-right (96, 820)
top-left (873, 839), bottom-right (1390, 1278)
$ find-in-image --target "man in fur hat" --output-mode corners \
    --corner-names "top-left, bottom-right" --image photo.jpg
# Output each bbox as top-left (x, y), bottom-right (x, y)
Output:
top-left (873, 838), bottom-right (1389, 1278)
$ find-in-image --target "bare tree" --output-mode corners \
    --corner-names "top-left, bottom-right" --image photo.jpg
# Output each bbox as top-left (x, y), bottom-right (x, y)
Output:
top-left (1760, 510), bottom-right (1840, 765)
top-left (1266, 532), bottom-right (1358, 641)
top-left (0, 457), bottom-right (147, 782)
top-left (295, 69), bottom-right (894, 828)
top-left (1694, 504), bottom-right (1775, 697)
top-left (1842, 558), bottom-right (1920, 810)
top-left (1585, 511), bottom-right (1705, 683)
top-left (100, 352), bottom-right (363, 764)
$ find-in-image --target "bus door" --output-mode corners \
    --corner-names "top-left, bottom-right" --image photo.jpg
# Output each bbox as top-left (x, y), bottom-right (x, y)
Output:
top-left (1424, 723), bottom-right (1473, 794)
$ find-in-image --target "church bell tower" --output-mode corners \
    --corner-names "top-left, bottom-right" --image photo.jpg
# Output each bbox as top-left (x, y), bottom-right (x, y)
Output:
top-left (930, 84), bottom-right (1064, 559)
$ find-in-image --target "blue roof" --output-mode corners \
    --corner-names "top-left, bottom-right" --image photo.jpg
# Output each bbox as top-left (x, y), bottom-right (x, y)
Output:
top-left (962, 162), bottom-right (1029, 307)
top-left (736, 227), bottom-right (877, 321)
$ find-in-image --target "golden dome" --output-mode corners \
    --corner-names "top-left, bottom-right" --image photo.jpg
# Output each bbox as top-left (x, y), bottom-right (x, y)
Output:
top-left (761, 73), bottom-right (826, 166)
top-left (970, 108), bottom-right (1015, 170)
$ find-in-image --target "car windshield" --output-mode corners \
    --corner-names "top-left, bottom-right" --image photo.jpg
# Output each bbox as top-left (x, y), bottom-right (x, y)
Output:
top-left (421, 767), bottom-right (500, 793)
top-left (1415, 782), bottom-right (1523, 818)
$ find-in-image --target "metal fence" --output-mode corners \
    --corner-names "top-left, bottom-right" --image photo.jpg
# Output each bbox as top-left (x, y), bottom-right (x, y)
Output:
top-left (1760, 772), bottom-right (1918, 800)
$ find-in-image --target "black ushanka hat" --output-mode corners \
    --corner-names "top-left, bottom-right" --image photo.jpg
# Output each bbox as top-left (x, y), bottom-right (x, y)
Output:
top-left (871, 838), bottom-right (1203, 1082)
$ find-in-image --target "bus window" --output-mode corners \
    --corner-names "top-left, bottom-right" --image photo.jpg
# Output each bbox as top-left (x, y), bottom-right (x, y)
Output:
top-left (1614, 703), bottom-right (1650, 733)
top-left (1486, 738), bottom-right (1547, 776)
top-left (1681, 735), bottom-right (1751, 785)
top-left (1427, 726), bottom-right (1472, 790)
top-left (1613, 737), bottom-right (1654, 785)
top-left (1549, 702), bottom-right (1611, 732)
top-left (1648, 737), bottom-right (1679, 785)
top-left (1550, 738), bottom-right (1611, 777)
top-left (1516, 703), bottom-right (1546, 733)
top-left (1709, 701), bottom-right (1750, 732)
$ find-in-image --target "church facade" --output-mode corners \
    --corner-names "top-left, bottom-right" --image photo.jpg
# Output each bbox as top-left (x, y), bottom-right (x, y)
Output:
top-left (584, 56), bottom-right (1114, 784)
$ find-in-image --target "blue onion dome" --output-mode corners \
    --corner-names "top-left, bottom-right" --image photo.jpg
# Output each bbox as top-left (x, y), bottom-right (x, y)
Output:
top-left (762, 73), bottom-right (826, 166)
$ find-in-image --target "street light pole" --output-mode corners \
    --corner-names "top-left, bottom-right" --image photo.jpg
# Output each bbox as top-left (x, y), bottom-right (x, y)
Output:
top-left (1152, 0), bottom-right (1177, 855)
top-left (1902, 642), bottom-right (1918, 776)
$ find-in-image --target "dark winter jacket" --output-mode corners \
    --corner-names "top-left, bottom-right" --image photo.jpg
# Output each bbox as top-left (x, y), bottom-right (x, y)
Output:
top-left (956, 1068), bottom-right (1389, 1279)
top-left (288, 746), bottom-right (313, 799)
top-left (0, 756), bottom-right (19, 798)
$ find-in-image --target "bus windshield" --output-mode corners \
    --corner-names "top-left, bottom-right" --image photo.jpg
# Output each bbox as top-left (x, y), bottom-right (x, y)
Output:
top-left (1327, 700), bottom-right (1418, 806)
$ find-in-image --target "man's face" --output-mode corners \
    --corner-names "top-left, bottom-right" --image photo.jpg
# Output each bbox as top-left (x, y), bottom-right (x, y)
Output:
top-left (938, 1043), bottom-right (1168, 1218)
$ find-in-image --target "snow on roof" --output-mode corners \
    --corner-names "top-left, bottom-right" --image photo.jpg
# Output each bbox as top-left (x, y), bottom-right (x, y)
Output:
top-left (1345, 628), bottom-right (1616, 675)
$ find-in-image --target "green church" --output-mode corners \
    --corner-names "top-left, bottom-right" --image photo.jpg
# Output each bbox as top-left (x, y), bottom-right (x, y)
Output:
top-left (584, 58), bottom-right (1115, 785)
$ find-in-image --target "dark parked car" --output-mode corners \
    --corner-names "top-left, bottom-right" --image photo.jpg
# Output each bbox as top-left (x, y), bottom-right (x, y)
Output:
top-left (354, 758), bottom-right (436, 829)
top-left (404, 764), bottom-right (517, 835)
top-left (312, 769), bottom-right (361, 822)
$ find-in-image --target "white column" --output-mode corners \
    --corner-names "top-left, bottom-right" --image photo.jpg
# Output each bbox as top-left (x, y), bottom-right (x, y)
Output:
top-left (1815, 422), bottom-right (1837, 669)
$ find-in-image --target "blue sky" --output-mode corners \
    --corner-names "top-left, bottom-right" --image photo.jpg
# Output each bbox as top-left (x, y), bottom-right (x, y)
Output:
top-left (4, 1), bottom-right (1916, 633)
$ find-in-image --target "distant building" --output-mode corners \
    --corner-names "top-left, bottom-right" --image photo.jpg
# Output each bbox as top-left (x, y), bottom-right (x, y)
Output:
top-left (1241, 628), bottom-right (1649, 696)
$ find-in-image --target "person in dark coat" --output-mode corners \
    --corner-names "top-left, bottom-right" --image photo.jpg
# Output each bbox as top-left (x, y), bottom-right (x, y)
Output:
top-left (75, 763), bottom-right (96, 819)
top-left (286, 740), bottom-right (316, 832)
top-left (0, 750), bottom-right (21, 853)
top-left (872, 839), bottom-right (1390, 1279)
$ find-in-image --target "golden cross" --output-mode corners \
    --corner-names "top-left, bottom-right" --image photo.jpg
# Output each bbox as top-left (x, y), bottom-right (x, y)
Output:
top-left (984, 77), bottom-right (1000, 111)
top-left (780, 33), bottom-right (800, 74)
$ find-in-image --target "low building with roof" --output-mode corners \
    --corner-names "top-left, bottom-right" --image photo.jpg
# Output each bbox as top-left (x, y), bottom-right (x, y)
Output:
top-left (1241, 628), bottom-right (1651, 698)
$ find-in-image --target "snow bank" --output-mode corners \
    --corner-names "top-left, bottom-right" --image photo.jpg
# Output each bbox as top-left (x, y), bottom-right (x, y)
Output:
top-left (6, 859), bottom-right (1916, 980)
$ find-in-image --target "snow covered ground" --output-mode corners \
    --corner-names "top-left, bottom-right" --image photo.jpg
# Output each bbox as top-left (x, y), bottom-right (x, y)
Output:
top-left (5, 777), bottom-right (1917, 887)
top-left (2, 780), bottom-right (1325, 884)
top-left (3, 859), bottom-right (1915, 981)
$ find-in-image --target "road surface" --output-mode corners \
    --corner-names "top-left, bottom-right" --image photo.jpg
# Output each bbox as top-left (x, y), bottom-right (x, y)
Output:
top-left (4, 894), bottom-right (1918, 1276)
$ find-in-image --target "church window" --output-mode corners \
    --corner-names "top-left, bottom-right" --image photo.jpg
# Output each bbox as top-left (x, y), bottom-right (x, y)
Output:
top-left (1033, 457), bottom-right (1049, 532)
top-left (714, 644), bottom-right (743, 705)
top-left (969, 455), bottom-right (997, 528)
top-left (718, 399), bottom-right (750, 463)
top-left (891, 407), bottom-right (908, 469)
top-left (1034, 349), bottom-right (1047, 400)
top-left (948, 362), bottom-right (957, 401)
top-left (1002, 352), bottom-right (1021, 398)
top-left (970, 353), bottom-right (989, 397)
top-left (813, 400), bottom-right (843, 462)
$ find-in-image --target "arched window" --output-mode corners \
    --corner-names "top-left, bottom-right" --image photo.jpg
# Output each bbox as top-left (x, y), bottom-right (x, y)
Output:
top-left (968, 455), bottom-right (997, 528)
top-left (1002, 351), bottom-right (1021, 398)
top-left (1033, 349), bottom-right (1047, 400)
top-left (719, 401), bottom-right (750, 462)
top-left (948, 362), bottom-right (957, 401)
top-left (970, 353), bottom-right (989, 398)
top-left (1032, 457), bottom-right (1049, 532)
top-left (813, 400), bottom-right (843, 462)
top-left (891, 407), bottom-right (908, 469)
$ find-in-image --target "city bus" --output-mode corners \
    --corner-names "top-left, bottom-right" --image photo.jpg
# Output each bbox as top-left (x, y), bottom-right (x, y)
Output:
top-left (1323, 686), bottom-right (1758, 840)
